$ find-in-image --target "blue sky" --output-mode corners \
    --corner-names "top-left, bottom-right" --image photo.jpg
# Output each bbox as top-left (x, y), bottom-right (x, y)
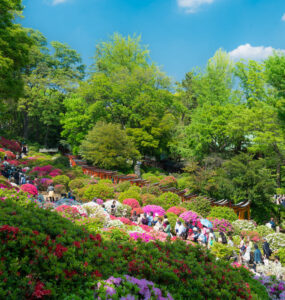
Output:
top-left (22, 0), bottom-right (285, 81)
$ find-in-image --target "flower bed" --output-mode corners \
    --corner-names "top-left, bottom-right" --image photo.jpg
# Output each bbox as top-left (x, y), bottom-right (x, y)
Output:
top-left (123, 198), bottom-right (140, 209)
top-left (167, 206), bottom-right (187, 216)
top-left (208, 218), bottom-right (233, 233)
top-left (20, 184), bottom-right (38, 196)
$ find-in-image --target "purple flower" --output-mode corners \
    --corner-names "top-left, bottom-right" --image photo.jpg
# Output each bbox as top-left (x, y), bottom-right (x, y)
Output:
top-left (105, 286), bottom-right (116, 296)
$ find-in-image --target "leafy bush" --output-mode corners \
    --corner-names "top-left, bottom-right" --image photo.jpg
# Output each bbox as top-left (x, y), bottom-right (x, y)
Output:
top-left (256, 225), bottom-right (274, 237)
top-left (142, 172), bottom-right (162, 183)
top-left (177, 176), bottom-right (193, 190)
top-left (208, 206), bottom-right (238, 222)
top-left (141, 185), bottom-right (162, 196)
top-left (53, 155), bottom-right (70, 168)
top-left (83, 183), bottom-right (115, 201)
top-left (116, 181), bottom-right (131, 192)
top-left (156, 192), bottom-right (181, 210)
top-left (69, 178), bottom-right (86, 191)
top-left (232, 220), bottom-right (256, 235)
top-left (54, 184), bottom-right (66, 194)
top-left (0, 193), bottom-right (260, 300)
top-left (265, 233), bottom-right (285, 251)
top-left (141, 193), bottom-right (157, 206)
top-left (210, 242), bottom-right (237, 259)
top-left (182, 196), bottom-right (212, 217)
top-left (166, 212), bottom-right (182, 233)
top-left (0, 152), bottom-right (5, 160)
top-left (159, 176), bottom-right (177, 188)
top-left (276, 248), bottom-right (285, 266)
top-left (115, 204), bottom-right (132, 217)
top-left (118, 189), bottom-right (142, 205)
top-left (53, 175), bottom-right (70, 190)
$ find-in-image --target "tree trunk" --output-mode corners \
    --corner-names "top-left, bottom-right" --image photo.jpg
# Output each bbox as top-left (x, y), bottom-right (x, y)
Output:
top-left (44, 125), bottom-right (49, 147)
top-left (23, 111), bottom-right (29, 140)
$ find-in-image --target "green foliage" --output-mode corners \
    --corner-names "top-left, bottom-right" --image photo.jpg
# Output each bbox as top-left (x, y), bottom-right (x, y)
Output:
top-left (141, 185), bottom-right (162, 196)
top-left (166, 212), bottom-right (179, 233)
top-left (53, 175), bottom-right (70, 190)
top-left (159, 176), bottom-right (177, 188)
top-left (157, 192), bottom-right (181, 210)
top-left (177, 176), bottom-right (193, 190)
top-left (80, 122), bottom-right (140, 170)
top-left (141, 193), bottom-right (157, 206)
top-left (53, 155), bottom-right (70, 168)
top-left (276, 248), bottom-right (285, 266)
top-left (182, 196), bottom-right (212, 217)
top-left (118, 188), bottom-right (142, 205)
top-left (83, 182), bottom-right (115, 201)
top-left (255, 225), bottom-right (274, 237)
top-left (69, 178), bottom-right (86, 191)
top-left (0, 152), bottom-right (5, 160)
top-left (208, 206), bottom-right (238, 222)
top-left (210, 242), bottom-right (237, 259)
top-left (116, 181), bottom-right (131, 192)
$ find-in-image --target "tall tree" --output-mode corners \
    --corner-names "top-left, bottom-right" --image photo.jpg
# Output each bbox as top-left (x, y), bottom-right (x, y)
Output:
top-left (0, 0), bottom-right (32, 100)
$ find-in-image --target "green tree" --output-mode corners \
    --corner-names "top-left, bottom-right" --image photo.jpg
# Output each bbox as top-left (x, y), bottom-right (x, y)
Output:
top-left (62, 33), bottom-right (178, 157)
top-left (0, 0), bottom-right (32, 100)
top-left (79, 122), bottom-right (140, 170)
top-left (16, 30), bottom-right (85, 145)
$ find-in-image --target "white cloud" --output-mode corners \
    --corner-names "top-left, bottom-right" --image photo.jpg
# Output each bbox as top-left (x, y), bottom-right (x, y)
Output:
top-left (229, 43), bottom-right (285, 61)
top-left (282, 13), bottom-right (285, 21)
top-left (177, 0), bottom-right (215, 13)
top-left (52, 0), bottom-right (69, 5)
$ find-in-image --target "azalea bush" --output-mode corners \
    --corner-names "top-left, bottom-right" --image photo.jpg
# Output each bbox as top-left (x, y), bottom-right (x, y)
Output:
top-left (159, 176), bottom-right (177, 188)
top-left (95, 275), bottom-right (173, 299)
top-left (182, 196), bottom-right (212, 217)
top-left (232, 220), bottom-right (256, 235)
top-left (116, 181), bottom-right (131, 192)
top-left (166, 206), bottom-right (187, 216)
top-left (0, 195), bottom-right (265, 300)
top-left (118, 188), bottom-right (142, 205)
top-left (256, 225), bottom-right (274, 237)
top-left (20, 184), bottom-right (38, 196)
top-left (156, 192), bottom-right (181, 210)
top-left (122, 198), bottom-right (140, 209)
top-left (266, 233), bottom-right (285, 251)
top-left (143, 205), bottom-right (165, 216)
top-left (55, 184), bottom-right (66, 194)
top-left (179, 210), bottom-right (200, 223)
top-left (240, 230), bottom-right (261, 242)
top-left (208, 218), bottom-right (233, 233)
top-left (84, 182), bottom-right (115, 201)
top-left (53, 175), bottom-right (70, 190)
top-left (208, 206), bottom-right (238, 222)
top-left (55, 205), bottom-right (84, 220)
top-left (254, 275), bottom-right (284, 299)
top-left (210, 242), bottom-right (237, 259)
top-left (141, 193), bottom-right (157, 206)
top-left (141, 185), bottom-right (162, 196)
top-left (129, 232), bottom-right (155, 243)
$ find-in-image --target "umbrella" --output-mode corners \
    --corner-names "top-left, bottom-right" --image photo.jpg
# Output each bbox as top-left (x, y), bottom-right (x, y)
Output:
top-left (200, 218), bottom-right (213, 228)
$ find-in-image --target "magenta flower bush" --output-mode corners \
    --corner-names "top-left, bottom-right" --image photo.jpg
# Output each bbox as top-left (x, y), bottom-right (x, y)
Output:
top-left (20, 184), bottom-right (38, 196)
top-left (123, 198), bottom-right (140, 209)
top-left (208, 218), bottom-right (233, 233)
top-left (167, 206), bottom-right (187, 216)
top-left (179, 211), bottom-right (200, 222)
top-left (129, 232), bottom-right (155, 243)
top-left (31, 165), bottom-right (54, 177)
top-left (40, 178), bottom-right (53, 187)
top-left (143, 205), bottom-right (165, 216)
top-left (96, 198), bottom-right (104, 205)
top-left (49, 169), bottom-right (62, 177)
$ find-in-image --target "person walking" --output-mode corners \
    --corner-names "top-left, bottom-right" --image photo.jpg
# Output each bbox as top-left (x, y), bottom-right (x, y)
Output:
top-left (253, 244), bottom-right (262, 272)
top-left (262, 238), bottom-right (272, 260)
top-left (47, 184), bottom-right (55, 202)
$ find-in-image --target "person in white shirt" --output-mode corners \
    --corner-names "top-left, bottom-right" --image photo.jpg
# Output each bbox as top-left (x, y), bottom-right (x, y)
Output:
top-left (177, 221), bottom-right (186, 238)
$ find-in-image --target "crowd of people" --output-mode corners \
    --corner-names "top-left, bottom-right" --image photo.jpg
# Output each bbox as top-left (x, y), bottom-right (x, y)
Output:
top-left (105, 201), bottom-right (282, 278)
top-left (274, 194), bottom-right (285, 207)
